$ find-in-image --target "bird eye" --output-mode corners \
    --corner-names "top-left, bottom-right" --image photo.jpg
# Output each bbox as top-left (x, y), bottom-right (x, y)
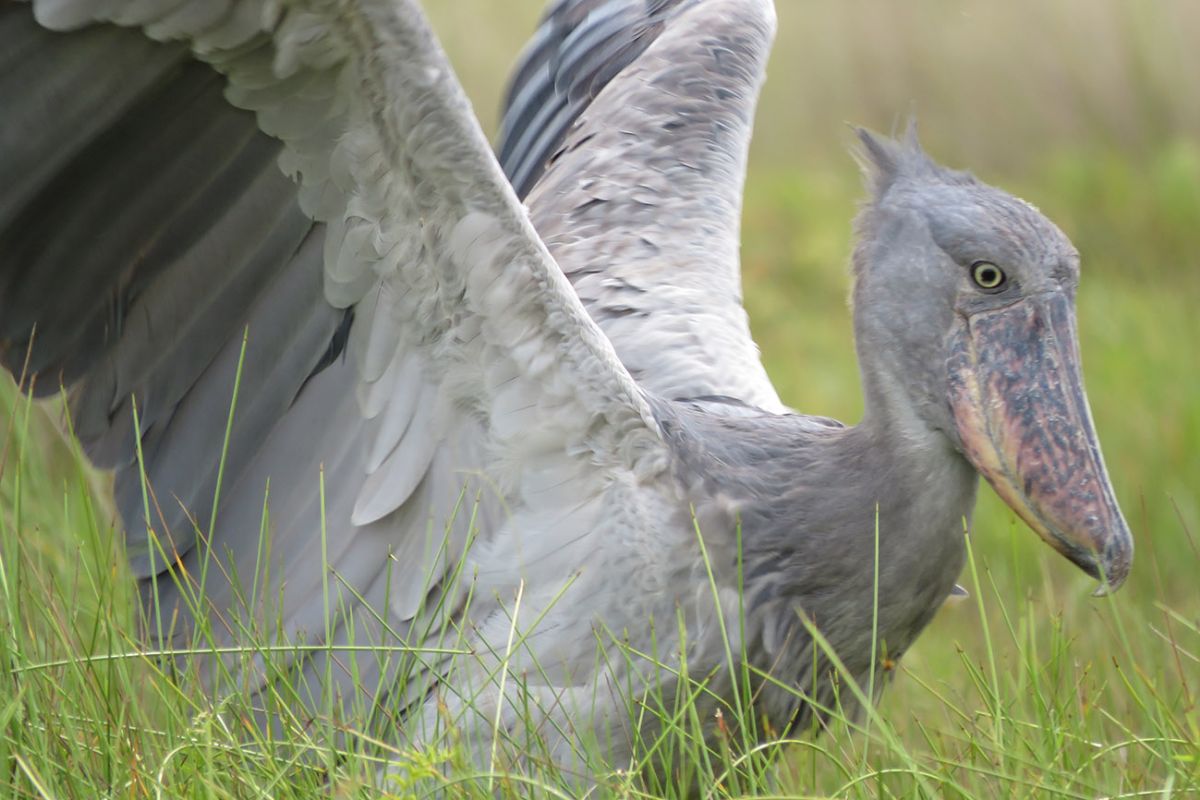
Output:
top-left (971, 261), bottom-right (1006, 291)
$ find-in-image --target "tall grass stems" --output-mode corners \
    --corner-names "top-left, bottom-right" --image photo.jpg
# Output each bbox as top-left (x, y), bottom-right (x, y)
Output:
top-left (3, 0), bottom-right (1198, 795)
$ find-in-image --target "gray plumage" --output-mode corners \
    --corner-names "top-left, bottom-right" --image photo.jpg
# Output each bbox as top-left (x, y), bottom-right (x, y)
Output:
top-left (498, 0), bottom-right (687, 198)
top-left (0, 0), bottom-right (1131, 784)
top-left (519, 0), bottom-right (784, 411)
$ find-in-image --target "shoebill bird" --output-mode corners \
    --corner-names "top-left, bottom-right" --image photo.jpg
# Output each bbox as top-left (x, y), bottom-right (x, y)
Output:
top-left (1, 0), bottom-right (1132, 778)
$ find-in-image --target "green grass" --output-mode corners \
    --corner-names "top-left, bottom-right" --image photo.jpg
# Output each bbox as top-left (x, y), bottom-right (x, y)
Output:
top-left (2, 147), bottom-right (1196, 797)
top-left (3, 0), bottom-right (1199, 796)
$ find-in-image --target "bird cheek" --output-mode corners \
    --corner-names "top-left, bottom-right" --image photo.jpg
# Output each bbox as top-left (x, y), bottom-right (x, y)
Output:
top-left (944, 316), bottom-right (1002, 473)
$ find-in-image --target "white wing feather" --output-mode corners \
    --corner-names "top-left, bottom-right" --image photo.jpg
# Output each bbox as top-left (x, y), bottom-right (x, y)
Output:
top-left (28, 0), bottom-right (672, 728)
top-left (514, 0), bottom-right (784, 412)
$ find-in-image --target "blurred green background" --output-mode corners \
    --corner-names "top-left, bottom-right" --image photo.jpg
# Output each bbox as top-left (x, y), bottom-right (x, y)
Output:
top-left (1, 0), bottom-right (1197, 794)
top-left (433, 6), bottom-right (1200, 788)
top-left (422, 0), bottom-right (1200, 605)
top-left (424, 2), bottom-right (1200, 758)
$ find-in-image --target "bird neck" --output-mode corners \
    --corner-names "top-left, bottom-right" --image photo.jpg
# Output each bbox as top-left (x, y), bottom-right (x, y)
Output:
top-left (843, 416), bottom-right (979, 541)
top-left (850, 346), bottom-right (980, 560)
top-left (855, 334), bottom-right (945, 443)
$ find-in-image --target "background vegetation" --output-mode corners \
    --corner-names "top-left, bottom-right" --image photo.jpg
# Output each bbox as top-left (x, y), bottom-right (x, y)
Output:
top-left (2, 0), bottom-right (1197, 796)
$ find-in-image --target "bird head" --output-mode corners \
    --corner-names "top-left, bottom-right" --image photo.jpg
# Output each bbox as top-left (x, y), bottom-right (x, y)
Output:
top-left (849, 124), bottom-right (1132, 593)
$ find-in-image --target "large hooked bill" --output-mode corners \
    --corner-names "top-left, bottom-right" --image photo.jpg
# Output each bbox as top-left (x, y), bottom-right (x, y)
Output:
top-left (948, 290), bottom-right (1133, 594)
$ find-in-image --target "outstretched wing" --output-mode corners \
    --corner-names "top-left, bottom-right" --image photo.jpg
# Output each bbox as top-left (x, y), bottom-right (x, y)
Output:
top-left (1, 0), bottom-right (667, 724)
top-left (499, 0), bottom-right (785, 412)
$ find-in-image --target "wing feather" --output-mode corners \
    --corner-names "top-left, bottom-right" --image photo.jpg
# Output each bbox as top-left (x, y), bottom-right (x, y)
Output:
top-left (497, 0), bottom-right (686, 198)
top-left (501, 0), bottom-right (785, 411)
top-left (3, 0), bottom-right (671, 739)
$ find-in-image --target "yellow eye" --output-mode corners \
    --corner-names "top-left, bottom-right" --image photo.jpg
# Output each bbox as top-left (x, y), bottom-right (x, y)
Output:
top-left (971, 261), bottom-right (1006, 290)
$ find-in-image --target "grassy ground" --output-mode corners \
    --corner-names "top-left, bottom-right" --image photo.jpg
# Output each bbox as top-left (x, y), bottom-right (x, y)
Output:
top-left (2, 1), bottom-right (1198, 797)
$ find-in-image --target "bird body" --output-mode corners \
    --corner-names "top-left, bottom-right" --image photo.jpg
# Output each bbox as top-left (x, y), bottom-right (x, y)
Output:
top-left (0, 0), bottom-right (1131, 781)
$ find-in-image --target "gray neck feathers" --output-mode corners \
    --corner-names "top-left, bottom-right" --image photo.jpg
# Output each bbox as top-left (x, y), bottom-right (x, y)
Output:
top-left (654, 395), bottom-right (976, 726)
